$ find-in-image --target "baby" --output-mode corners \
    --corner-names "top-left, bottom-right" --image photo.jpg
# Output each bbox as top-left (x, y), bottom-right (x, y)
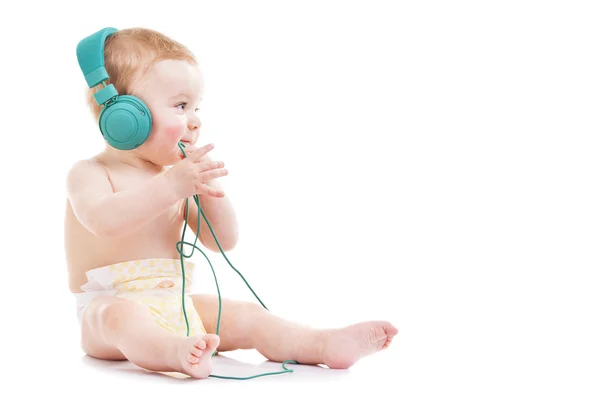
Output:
top-left (66, 27), bottom-right (397, 379)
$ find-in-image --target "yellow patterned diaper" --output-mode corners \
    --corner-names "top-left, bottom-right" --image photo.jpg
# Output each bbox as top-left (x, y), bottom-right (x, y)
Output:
top-left (75, 258), bottom-right (206, 337)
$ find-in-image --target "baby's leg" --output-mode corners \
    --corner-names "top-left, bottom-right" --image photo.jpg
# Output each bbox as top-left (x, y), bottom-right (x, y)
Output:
top-left (192, 294), bottom-right (398, 369)
top-left (81, 296), bottom-right (219, 378)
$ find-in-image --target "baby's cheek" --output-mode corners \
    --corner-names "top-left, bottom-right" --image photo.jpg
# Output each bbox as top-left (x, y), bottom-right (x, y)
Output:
top-left (164, 121), bottom-right (185, 141)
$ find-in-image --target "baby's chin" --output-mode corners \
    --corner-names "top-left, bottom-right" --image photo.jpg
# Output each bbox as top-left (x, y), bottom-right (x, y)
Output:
top-left (167, 147), bottom-right (186, 165)
top-left (136, 143), bottom-right (185, 167)
top-left (144, 151), bottom-right (181, 168)
top-left (162, 155), bottom-right (183, 167)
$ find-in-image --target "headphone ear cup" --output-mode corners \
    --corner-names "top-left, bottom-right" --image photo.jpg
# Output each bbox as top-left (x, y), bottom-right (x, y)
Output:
top-left (99, 95), bottom-right (152, 150)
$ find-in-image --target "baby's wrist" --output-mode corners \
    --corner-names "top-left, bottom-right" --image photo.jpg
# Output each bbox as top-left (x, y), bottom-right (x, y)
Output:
top-left (157, 173), bottom-right (183, 204)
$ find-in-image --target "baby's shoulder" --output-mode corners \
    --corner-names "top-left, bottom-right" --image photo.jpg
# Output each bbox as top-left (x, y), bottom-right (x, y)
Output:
top-left (65, 157), bottom-right (110, 187)
top-left (67, 157), bottom-right (107, 175)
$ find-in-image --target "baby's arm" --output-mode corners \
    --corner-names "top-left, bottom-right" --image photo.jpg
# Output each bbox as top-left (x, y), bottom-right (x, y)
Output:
top-left (66, 159), bottom-right (178, 237)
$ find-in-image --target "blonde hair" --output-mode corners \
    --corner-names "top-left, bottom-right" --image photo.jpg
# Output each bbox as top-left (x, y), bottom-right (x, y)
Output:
top-left (85, 27), bottom-right (197, 121)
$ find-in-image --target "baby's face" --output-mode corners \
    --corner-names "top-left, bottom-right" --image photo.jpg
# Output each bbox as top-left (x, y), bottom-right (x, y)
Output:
top-left (133, 59), bottom-right (204, 166)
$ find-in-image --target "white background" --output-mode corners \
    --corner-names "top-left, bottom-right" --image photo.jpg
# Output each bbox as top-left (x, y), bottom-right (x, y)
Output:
top-left (1, 0), bottom-right (599, 398)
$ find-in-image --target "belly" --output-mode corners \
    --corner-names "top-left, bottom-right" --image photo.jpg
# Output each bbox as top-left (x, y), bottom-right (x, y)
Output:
top-left (65, 202), bottom-right (187, 292)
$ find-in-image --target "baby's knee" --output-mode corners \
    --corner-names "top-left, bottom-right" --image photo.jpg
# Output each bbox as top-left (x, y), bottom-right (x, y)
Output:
top-left (243, 302), bottom-right (265, 315)
top-left (90, 297), bottom-right (138, 332)
top-left (235, 301), bottom-right (266, 324)
top-left (80, 297), bottom-right (134, 358)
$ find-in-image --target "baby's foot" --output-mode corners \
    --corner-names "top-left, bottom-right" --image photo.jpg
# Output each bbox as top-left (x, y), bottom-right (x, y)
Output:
top-left (322, 321), bottom-right (398, 369)
top-left (175, 334), bottom-right (220, 378)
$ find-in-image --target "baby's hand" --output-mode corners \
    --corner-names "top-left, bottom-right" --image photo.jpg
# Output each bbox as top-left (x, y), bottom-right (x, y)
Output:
top-left (179, 143), bottom-right (212, 163)
top-left (165, 143), bottom-right (228, 199)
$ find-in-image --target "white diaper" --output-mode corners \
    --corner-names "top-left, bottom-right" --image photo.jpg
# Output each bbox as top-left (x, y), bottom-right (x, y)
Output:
top-left (74, 258), bottom-right (206, 337)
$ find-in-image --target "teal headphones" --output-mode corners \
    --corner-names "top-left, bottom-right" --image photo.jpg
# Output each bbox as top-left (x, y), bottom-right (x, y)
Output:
top-left (76, 27), bottom-right (152, 150)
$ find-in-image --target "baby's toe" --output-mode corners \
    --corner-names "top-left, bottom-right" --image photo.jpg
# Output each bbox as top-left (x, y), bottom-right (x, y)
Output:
top-left (195, 340), bottom-right (207, 350)
top-left (191, 347), bottom-right (204, 357)
top-left (384, 323), bottom-right (399, 336)
top-left (205, 335), bottom-right (220, 349)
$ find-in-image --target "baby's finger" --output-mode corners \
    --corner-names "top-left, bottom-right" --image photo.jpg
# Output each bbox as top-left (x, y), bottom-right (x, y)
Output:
top-left (199, 168), bottom-right (229, 183)
top-left (199, 182), bottom-right (226, 197)
top-left (197, 160), bottom-right (225, 173)
top-left (187, 143), bottom-right (215, 161)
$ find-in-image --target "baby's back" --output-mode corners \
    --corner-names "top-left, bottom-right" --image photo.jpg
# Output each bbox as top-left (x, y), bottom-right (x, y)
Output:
top-left (64, 155), bottom-right (185, 293)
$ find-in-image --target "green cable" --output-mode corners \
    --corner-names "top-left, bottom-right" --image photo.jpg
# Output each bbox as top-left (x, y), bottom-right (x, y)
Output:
top-left (209, 360), bottom-right (298, 380)
top-left (176, 142), bottom-right (297, 380)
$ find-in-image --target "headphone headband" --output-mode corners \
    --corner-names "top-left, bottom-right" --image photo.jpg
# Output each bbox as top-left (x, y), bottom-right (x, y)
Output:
top-left (76, 27), bottom-right (118, 88)
top-left (76, 27), bottom-right (119, 106)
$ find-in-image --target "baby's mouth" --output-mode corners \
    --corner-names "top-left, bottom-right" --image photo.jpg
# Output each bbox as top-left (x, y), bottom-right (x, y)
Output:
top-left (177, 142), bottom-right (191, 158)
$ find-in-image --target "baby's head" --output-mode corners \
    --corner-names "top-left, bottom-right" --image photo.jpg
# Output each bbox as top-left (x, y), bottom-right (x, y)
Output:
top-left (85, 27), bottom-right (203, 167)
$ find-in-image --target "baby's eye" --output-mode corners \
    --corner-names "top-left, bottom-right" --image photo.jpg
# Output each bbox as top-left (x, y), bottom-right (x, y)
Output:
top-left (176, 102), bottom-right (187, 110)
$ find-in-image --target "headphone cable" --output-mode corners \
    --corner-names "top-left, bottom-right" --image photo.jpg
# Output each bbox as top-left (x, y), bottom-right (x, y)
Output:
top-left (176, 142), bottom-right (298, 379)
